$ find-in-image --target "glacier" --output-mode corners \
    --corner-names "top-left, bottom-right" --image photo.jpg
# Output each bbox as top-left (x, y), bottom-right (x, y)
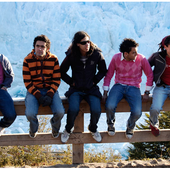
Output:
top-left (1, 1), bottom-right (170, 159)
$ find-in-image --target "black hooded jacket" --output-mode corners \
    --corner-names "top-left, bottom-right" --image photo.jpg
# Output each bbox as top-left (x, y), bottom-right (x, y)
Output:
top-left (60, 47), bottom-right (107, 98)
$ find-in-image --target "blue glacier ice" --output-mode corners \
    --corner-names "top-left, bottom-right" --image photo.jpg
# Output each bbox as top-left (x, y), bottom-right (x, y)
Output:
top-left (1, 1), bottom-right (170, 159)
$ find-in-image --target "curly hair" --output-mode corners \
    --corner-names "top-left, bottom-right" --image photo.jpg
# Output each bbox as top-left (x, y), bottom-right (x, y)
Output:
top-left (68, 31), bottom-right (96, 57)
top-left (119, 38), bottom-right (139, 53)
top-left (33, 34), bottom-right (51, 49)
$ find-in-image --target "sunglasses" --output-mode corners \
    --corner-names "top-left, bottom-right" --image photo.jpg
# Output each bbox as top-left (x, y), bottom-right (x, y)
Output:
top-left (79, 40), bottom-right (90, 45)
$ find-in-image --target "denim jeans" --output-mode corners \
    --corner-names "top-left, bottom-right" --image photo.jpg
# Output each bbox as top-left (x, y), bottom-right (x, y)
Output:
top-left (25, 89), bottom-right (65, 133)
top-left (0, 89), bottom-right (16, 128)
top-left (150, 85), bottom-right (170, 128)
top-left (105, 84), bottom-right (142, 130)
top-left (65, 91), bottom-right (101, 133)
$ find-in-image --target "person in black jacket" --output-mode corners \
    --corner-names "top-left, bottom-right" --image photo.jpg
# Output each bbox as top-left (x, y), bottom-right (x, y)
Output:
top-left (60, 31), bottom-right (107, 143)
top-left (148, 35), bottom-right (170, 137)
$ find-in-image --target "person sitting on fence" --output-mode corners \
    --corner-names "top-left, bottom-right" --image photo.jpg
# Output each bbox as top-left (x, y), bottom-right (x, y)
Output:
top-left (22, 34), bottom-right (65, 138)
top-left (102, 38), bottom-right (153, 139)
top-left (60, 31), bottom-right (107, 143)
top-left (0, 54), bottom-right (16, 136)
top-left (148, 35), bottom-right (170, 137)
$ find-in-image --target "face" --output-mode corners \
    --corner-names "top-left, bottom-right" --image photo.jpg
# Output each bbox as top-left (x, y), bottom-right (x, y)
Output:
top-left (124, 47), bottom-right (138, 61)
top-left (164, 44), bottom-right (170, 57)
top-left (77, 36), bottom-right (90, 56)
top-left (34, 40), bottom-right (49, 58)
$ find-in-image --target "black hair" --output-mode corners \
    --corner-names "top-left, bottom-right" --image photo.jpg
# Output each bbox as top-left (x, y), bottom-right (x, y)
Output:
top-left (33, 34), bottom-right (51, 49)
top-left (119, 38), bottom-right (139, 53)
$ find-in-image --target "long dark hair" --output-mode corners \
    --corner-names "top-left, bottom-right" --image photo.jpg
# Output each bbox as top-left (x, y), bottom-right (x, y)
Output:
top-left (68, 31), bottom-right (96, 57)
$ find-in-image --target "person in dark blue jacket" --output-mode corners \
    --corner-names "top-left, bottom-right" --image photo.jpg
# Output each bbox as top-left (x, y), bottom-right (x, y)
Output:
top-left (60, 31), bottom-right (107, 143)
top-left (0, 54), bottom-right (16, 135)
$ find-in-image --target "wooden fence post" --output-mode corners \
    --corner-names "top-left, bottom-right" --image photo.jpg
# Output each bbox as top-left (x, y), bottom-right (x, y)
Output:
top-left (72, 110), bottom-right (84, 164)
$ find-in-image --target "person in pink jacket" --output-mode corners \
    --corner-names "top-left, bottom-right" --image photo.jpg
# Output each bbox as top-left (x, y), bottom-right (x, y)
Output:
top-left (103, 38), bottom-right (153, 139)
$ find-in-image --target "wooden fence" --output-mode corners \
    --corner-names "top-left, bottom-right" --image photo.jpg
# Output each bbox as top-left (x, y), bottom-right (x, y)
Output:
top-left (0, 96), bottom-right (170, 164)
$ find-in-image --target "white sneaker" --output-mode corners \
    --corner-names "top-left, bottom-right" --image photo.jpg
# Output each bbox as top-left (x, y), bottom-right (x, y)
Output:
top-left (91, 131), bottom-right (102, 142)
top-left (0, 127), bottom-right (5, 136)
top-left (88, 126), bottom-right (102, 142)
top-left (61, 129), bottom-right (70, 143)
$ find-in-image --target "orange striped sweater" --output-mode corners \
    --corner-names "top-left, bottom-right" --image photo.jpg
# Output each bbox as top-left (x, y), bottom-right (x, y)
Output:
top-left (23, 49), bottom-right (61, 99)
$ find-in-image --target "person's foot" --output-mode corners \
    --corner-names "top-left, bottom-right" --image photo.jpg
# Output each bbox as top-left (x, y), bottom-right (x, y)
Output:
top-left (88, 126), bottom-right (102, 142)
top-left (29, 131), bottom-right (37, 138)
top-left (150, 123), bottom-right (159, 137)
top-left (0, 127), bottom-right (5, 136)
top-left (61, 129), bottom-right (70, 143)
top-left (125, 128), bottom-right (134, 139)
top-left (52, 130), bottom-right (59, 138)
top-left (108, 126), bottom-right (115, 136)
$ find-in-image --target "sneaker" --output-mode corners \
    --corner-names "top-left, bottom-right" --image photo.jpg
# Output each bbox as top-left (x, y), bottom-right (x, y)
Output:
top-left (150, 123), bottom-right (159, 137)
top-left (108, 126), bottom-right (115, 136)
top-left (61, 129), bottom-right (70, 143)
top-left (88, 126), bottom-right (102, 142)
top-left (29, 131), bottom-right (37, 138)
top-left (125, 128), bottom-right (134, 139)
top-left (0, 127), bottom-right (5, 136)
top-left (52, 130), bottom-right (59, 138)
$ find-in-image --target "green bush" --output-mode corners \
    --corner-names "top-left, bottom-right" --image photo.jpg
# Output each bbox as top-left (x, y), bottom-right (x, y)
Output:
top-left (127, 111), bottom-right (170, 160)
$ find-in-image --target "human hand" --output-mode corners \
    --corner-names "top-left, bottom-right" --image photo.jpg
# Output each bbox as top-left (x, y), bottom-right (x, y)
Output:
top-left (38, 96), bottom-right (45, 105)
top-left (42, 95), bottom-right (52, 107)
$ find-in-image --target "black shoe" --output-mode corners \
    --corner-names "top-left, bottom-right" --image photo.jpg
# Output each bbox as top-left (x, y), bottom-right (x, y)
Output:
top-left (29, 131), bottom-right (37, 138)
top-left (52, 130), bottom-right (59, 138)
top-left (125, 128), bottom-right (134, 139)
top-left (107, 126), bottom-right (115, 136)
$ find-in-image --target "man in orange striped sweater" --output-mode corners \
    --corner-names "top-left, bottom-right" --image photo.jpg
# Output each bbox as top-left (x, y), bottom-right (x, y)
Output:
top-left (23, 35), bottom-right (65, 138)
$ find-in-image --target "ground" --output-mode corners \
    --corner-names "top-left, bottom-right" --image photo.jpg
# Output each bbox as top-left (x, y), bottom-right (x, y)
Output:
top-left (4, 158), bottom-right (169, 168)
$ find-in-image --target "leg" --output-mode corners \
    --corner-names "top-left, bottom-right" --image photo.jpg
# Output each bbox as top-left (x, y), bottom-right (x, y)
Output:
top-left (0, 89), bottom-right (16, 128)
top-left (25, 91), bottom-right (39, 133)
top-left (50, 91), bottom-right (65, 133)
top-left (150, 86), bottom-right (168, 127)
top-left (85, 95), bottom-right (101, 133)
top-left (105, 84), bottom-right (124, 128)
top-left (65, 91), bottom-right (83, 133)
top-left (125, 86), bottom-right (142, 130)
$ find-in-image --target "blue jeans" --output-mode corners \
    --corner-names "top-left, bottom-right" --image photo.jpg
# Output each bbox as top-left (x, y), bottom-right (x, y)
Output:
top-left (0, 89), bottom-right (16, 128)
top-left (65, 91), bottom-right (101, 133)
top-left (105, 84), bottom-right (142, 130)
top-left (25, 89), bottom-right (65, 133)
top-left (150, 85), bottom-right (170, 127)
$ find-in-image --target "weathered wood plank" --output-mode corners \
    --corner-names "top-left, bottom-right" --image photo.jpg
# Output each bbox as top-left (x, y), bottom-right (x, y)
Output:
top-left (0, 129), bottom-right (169, 146)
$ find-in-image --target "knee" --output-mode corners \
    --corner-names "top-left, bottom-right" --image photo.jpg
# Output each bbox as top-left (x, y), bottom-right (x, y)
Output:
top-left (25, 112), bottom-right (36, 121)
top-left (132, 109), bottom-right (142, 119)
top-left (6, 112), bottom-right (17, 124)
top-left (54, 110), bottom-right (65, 119)
top-left (68, 105), bottom-right (79, 114)
top-left (105, 101), bottom-right (116, 112)
top-left (91, 107), bottom-right (101, 116)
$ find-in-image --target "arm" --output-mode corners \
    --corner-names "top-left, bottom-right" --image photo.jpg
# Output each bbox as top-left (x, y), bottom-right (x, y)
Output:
top-left (1, 55), bottom-right (14, 88)
top-left (60, 55), bottom-right (74, 86)
top-left (22, 57), bottom-right (42, 100)
top-left (102, 55), bottom-right (116, 102)
top-left (141, 57), bottom-right (153, 101)
top-left (93, 52), bottom-right (107, 85)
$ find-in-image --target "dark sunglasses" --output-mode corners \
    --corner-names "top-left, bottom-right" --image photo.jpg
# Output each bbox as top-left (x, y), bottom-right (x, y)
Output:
top-left (79, 40), bottom-right (90, 45)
